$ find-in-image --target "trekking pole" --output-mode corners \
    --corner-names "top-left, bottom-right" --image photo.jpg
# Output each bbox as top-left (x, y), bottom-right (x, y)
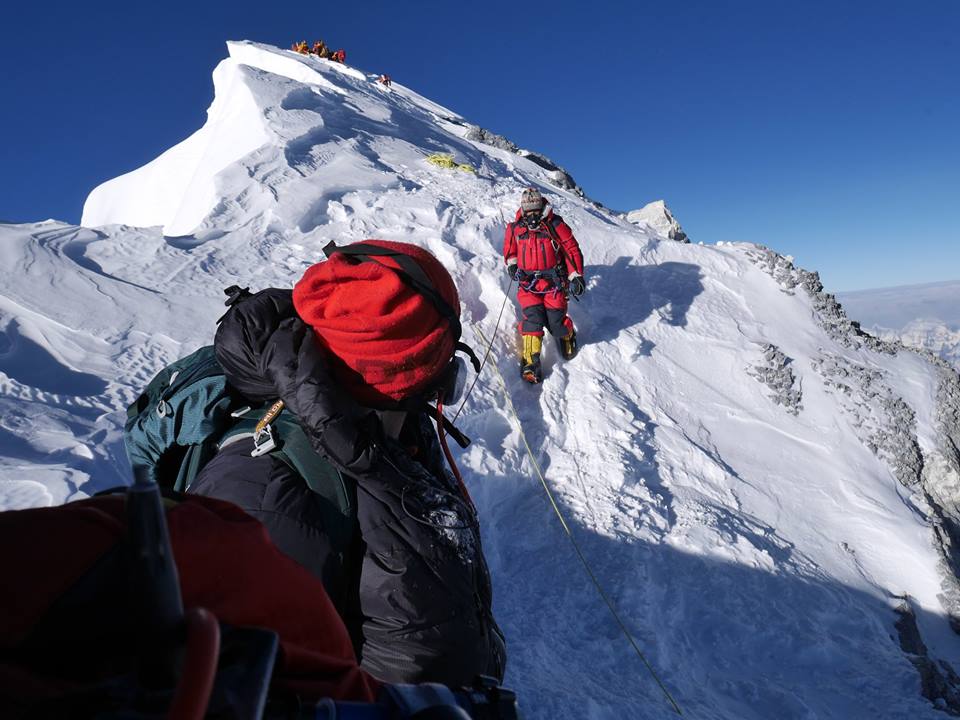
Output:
top-left (128, 467), bottom-right (185, 688)
top-left (128, 467), bottom-right (220, 716)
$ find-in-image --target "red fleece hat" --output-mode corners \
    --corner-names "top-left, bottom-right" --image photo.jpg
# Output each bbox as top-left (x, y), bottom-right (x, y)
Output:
top-left (292, 240), bottom-right (460, 406)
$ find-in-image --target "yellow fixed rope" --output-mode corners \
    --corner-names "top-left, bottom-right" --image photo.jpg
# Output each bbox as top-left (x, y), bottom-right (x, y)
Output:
top-left (476, 327), bottom-right (682, 716)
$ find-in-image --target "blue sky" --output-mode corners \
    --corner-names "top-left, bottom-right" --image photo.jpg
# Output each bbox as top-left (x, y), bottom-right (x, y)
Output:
top-left (1, 0), bottom-right (957, 291)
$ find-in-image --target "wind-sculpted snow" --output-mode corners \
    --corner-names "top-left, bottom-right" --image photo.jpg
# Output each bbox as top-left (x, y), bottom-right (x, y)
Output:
top-left (4, 40), bottom-right (960, 718)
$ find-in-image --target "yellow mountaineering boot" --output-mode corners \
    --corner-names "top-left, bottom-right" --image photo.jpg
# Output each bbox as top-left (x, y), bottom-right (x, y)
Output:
top-left (559, 328), bottom-right (578, 361)
top-left (520, 335), bottom-right (543, 384)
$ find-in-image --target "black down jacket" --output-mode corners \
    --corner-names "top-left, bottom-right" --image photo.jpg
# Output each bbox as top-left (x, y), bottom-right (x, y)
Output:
top-left (192, 289), bottom-right (505, 687)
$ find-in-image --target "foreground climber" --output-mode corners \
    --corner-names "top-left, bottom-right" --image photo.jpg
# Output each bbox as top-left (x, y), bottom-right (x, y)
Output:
top-left (0, 478), bottom-right (517, 718)
top-left (188, 240), bottom-right (505, 686)
top-left (503, 188), bottom-right (586, 383)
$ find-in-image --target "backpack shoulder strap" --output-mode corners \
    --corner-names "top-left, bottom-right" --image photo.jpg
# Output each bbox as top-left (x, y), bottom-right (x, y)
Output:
top-left (541, 215), bottom-right (569, 272)
top-left (217, 409), bottom-right (357, 554)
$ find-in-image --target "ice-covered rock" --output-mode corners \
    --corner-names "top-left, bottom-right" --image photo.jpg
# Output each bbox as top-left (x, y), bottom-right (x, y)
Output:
top-left (625, 199), bottom-right (690, 243)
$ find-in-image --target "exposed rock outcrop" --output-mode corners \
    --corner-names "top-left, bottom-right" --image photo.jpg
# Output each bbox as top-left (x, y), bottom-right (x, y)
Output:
top-left (745, 246), bottom-right (897, 354)
top-left (747, 244), bottom-right (960, 631)
top-left (463, 125), bottom-right (518, 153)
top-left (625, 200), bottom-right (690, 243)
top-left (463, 124), bottom-right (587, 197)
top-left (748, 343), bottom-right (802, 415)
top-left (894, 597), bottom-right (960, 715)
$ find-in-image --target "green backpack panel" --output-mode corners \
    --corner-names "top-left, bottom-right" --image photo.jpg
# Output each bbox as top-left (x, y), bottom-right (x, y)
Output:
top-left (123, 346), bottom-right (355, 551)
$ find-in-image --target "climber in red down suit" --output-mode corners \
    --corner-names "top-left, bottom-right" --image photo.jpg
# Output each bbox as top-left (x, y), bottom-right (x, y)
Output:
top-left (503, 188), bottom-right (586, 383)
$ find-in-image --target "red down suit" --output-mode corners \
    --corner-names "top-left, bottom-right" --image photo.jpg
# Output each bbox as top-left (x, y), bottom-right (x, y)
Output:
top-left (503, 206), bottom-right (585, 337)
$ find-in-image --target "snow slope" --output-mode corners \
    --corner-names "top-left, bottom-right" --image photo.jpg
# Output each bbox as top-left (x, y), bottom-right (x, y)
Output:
top-left (4, 41), bottom-right (960, 719)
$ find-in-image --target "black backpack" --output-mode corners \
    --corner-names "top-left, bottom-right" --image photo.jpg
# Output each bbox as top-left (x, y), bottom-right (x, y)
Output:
top-left (123, 346), bottom-right (355, 552)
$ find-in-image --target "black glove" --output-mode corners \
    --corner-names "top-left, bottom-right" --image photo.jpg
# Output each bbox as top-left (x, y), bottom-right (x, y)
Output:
top-left (569, 276), bottom-right (586, 297)
top-left (507, 264), bottom-right (519, 281)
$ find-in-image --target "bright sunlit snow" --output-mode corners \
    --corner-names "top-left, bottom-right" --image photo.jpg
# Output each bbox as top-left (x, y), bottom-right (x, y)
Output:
top-left (3, 41), bottom-right (960, 719)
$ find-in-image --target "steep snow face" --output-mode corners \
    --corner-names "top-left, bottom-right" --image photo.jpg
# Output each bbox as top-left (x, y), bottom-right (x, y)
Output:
top-left (82, 41), bottom-right (484, 238)
top-left (4, 41), bottom-right (960, 719)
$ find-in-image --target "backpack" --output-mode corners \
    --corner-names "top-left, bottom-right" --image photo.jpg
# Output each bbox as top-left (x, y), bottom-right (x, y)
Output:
top-left (0, 488), bottom-right (517, 717)
top-left (123, 346), bottom-right (356, 551)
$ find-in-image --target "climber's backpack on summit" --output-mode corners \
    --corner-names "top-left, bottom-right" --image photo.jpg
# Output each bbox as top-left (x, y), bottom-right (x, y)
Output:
top-left (123, 345), bottom-right (356, 551)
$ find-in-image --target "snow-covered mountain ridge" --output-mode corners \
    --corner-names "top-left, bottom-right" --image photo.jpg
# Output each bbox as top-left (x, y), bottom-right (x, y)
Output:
top-left (3, 41), bottom-right (960, 719)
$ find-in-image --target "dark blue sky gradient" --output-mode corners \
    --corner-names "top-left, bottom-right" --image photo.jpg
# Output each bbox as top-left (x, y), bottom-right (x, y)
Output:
top-left (1, 0), bottom-right (957, 290)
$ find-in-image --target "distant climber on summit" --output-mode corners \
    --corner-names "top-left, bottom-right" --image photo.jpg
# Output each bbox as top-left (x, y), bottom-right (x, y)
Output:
top-left (503, 188), bottom-right (585, 383)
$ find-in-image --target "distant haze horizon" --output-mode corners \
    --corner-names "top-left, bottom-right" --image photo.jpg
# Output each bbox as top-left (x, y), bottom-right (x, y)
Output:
top-left (839, 277), bottom-right (960, 296)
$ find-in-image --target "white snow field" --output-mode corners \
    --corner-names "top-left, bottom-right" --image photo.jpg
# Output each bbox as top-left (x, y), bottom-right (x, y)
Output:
top-left (3, 41), bottom-right (960, 719)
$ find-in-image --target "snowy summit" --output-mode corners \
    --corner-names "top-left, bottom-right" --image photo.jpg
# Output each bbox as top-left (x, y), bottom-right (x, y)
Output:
top-left (3, 40), bottom-right (960, 719)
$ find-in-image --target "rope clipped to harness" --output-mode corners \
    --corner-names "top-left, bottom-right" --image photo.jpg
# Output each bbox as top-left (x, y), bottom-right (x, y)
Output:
top-left (515, 268), bottom-right (564, 296)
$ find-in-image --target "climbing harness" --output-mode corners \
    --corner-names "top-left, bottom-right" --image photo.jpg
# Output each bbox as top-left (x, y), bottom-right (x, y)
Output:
top-left (476, 328), bottom-right (682, 716)
top-left (516, 268), bottom-right (564, 297)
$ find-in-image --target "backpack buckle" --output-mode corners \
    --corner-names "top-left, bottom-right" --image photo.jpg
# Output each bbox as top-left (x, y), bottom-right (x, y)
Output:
top-left (223, 285), bottom-right (252, 307)
top-left (251, 424), bottom-right (277, 457)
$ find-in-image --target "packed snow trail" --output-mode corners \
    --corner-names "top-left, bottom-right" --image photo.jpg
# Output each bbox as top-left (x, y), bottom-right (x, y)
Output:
top-left (3, 40), bottom-right (960, 718)
top-left (478, 326), bottom-right (683, 716)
